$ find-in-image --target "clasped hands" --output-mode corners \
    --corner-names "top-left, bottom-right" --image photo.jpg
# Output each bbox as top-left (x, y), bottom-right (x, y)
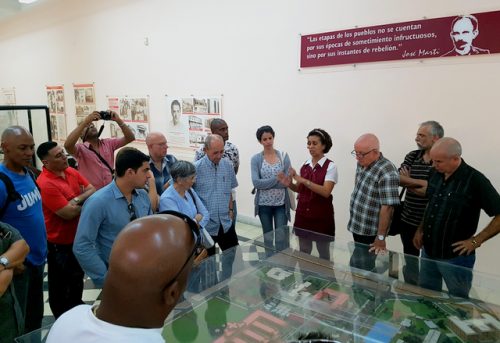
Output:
top-left (277, 167), bottom-right (298, 187)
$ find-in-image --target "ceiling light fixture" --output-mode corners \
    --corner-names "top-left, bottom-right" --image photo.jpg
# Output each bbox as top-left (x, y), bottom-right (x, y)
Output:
top-left (18, 0), bottom-right (40, 4)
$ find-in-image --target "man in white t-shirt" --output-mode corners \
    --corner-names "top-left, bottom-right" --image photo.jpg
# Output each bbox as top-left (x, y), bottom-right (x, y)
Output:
top-left (46, 212), bottom-right (198, 342)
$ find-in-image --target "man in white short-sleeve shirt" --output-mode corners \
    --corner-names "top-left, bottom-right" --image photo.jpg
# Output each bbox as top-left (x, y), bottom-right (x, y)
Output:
top-left (46, 213), bottom-right (197, 343)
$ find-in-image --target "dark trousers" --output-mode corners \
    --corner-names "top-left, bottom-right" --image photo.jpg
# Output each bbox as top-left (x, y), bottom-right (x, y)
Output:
top-left (399, 221), bottom-right (420, 285)
top-left (420, 249), bottom-right (475, 298)
top-left (207, 224), bottom-right (239, 282)
top-left (13, 262), bottom-right (45, 334)
top-left (188, 223), bottom-right (239, 293)
top-left (0, 283), bottom-right (23, 343)
top-left (350, 233), bottom-right (376, 272)
top-left (47, 242), bottom-right (84, 318)
top-left (207, 223), bottom-right (239, 255)
top-left (298, 237), bottom-right (331, 260)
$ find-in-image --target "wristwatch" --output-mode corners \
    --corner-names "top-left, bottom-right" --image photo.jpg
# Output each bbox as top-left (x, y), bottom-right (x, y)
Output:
top-left (72, 197), bottom-right (81, 205)
top-left (0, 256), bottom-right (9, 268)
top-left (377, 234), bottom-right (385, 241)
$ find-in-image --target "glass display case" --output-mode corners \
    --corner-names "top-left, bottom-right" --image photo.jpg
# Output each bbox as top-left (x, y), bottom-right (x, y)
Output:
top-left (162, 227), bottom-right (500, 342)
top-left (15, 226), bottom-right (500, 342)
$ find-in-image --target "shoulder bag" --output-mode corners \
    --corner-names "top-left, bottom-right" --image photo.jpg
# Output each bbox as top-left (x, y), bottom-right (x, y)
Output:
top-left (280, 151), bottom-right (296, 211)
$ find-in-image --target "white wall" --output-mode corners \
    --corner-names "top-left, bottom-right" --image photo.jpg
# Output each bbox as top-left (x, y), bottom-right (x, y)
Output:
top-left (0, 0), bottom-right (499, 275)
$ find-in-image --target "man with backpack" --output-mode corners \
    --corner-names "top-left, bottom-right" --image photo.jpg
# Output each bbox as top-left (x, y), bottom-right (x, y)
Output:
top-left (0, 126), bottom-right (46, 334)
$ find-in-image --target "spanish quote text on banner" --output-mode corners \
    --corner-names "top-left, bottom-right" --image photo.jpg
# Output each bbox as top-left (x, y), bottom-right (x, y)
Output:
top-left (300, 10), bottom-right (500, 68)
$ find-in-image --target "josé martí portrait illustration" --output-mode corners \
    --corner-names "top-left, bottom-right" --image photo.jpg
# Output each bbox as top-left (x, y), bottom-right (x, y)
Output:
top-left (442, 15), bottom-right (490, 57)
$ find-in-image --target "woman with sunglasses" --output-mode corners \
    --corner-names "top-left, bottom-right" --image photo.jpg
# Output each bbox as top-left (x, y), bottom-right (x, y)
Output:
top-left (278, 128), bottom-right (337, 260)
top-left (251, 125), bottom-right (292, 251)
top-left (159, 161), bottom-right (209, 229)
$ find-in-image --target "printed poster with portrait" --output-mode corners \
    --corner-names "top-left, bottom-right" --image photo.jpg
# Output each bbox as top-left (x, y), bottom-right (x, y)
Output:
top-left (166, 95), bottom-right (222, 149)
top-left (107, 96), bottom-right (150, 142)
top-left (73, 83), bottom-right (96, 125)
top-left (46, 85), bottom-right (68, 142)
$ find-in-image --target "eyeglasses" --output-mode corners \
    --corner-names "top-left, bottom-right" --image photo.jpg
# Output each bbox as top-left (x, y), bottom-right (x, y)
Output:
top-left (127, 203), bottom-right (137, 221)
top-left (159, 210), bottom-right (202, 288)
top-left (153, 142), bottom-right (168, 148)
top-left (351, 149), bottom-right (376, 158)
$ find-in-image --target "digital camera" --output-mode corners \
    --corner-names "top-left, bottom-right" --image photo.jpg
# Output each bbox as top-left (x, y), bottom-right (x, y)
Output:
top-left (99, 110), bottom-right (112, 120)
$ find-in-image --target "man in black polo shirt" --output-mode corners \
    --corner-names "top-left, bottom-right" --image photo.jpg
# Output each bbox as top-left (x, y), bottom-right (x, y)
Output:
top-left (398, 121), bottom-right (444, 285)
top-left (413, 137), bottom-right (500, 298)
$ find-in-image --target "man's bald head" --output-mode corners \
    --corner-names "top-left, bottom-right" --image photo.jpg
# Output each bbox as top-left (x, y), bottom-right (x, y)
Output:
top-left (431, 137), bottom-right (462, 158)
top-left (1, 126), bottom-right (31, 143)
top-left (430, 137), bottom-right (462, 177)
top-left (210, 119), bottom-right (229, 141)
top-left (145, 132), bottom-right (165, 146)
top-left (98, 214), bottom-right (196, 328)
top-left (355, 133), bottom-right (380, 150)
top-left (353, 133), bottom-right (381, 167)
top-left (145, 132), bottom-right (168, 160)
top-left (204, 134), bottom-right (225, 164)
top-left (1, 126), bottom-right (35, 171)
top-left (210, 118), bottom-right (227, 131)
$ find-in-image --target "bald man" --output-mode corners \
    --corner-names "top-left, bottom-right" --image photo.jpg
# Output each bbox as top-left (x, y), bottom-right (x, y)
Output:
top-left (146, 132), bottom-right (177, 195)
top-left (348, 133), bottom-right (400, 272)
top-left (0, 126), bottom-right (46, 334)
top-left (194, 119), bottom-right (239, 174)
top-left (194, 119), bottom-right (240, 255)
top-left (413, 137), bottom-right (500, 298)
top-left (47, 213), bottom-right (198, 342)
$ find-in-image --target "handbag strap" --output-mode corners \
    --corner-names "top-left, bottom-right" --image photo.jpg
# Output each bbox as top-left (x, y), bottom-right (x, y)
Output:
top-left (187, 189), bottom-right (199, 212)
top-left (86, 144), bottom-right (115, 175)
top-left (279, 151), bottom-right (287, 172)
top-left (399, 187), bottom-right (406, 200)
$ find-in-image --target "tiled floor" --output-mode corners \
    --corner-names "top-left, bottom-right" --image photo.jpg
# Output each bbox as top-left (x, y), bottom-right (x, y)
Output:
top-left (41, 221), bottom-right (264, 327)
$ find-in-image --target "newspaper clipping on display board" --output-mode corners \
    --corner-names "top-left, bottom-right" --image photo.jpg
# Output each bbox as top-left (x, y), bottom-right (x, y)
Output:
top-left (46, 85), bottom-right (68, 142)
top-left (73, 83), bottom-right (96, 125)
top-left (107, 95), bottom-right (150, 142)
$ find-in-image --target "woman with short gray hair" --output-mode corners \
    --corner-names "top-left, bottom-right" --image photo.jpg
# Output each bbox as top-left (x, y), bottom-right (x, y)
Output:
top-left (159, 160), bottom-right (209, 228)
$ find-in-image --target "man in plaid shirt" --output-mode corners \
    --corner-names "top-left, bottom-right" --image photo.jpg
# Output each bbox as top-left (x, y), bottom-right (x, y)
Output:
top-left (348, 133), bottom-right (400, 271)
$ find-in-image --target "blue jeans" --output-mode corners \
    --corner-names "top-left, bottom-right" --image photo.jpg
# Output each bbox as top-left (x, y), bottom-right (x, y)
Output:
top-left (258, 205), bottom-right (289, 254)
top-left (420, 249), bottom-right (475, 298)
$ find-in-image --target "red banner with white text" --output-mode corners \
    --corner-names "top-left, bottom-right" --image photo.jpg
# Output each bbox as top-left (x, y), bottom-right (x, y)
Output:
top-left (300, 10), bottom-right (500, 68)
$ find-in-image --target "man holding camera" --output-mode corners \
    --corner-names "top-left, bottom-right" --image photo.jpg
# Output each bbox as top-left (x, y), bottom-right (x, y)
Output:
top-left (65, 111), bottom-right (135, 190)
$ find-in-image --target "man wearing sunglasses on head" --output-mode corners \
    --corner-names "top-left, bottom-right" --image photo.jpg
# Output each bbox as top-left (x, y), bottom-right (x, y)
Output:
top-left (73, 148), bottom-right (153, 287)
top-left (47, 212), bottom-right (198, 342)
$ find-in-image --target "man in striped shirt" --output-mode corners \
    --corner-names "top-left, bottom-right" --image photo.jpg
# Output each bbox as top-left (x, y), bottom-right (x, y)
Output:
top-left (398, 121), bottom-right (444, 285)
